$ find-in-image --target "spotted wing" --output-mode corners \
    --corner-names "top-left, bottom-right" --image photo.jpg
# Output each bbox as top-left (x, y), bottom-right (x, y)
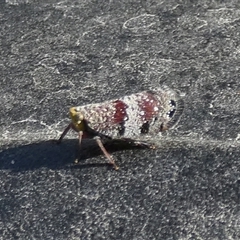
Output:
top-left (79, 88), bottom-right (183, 139)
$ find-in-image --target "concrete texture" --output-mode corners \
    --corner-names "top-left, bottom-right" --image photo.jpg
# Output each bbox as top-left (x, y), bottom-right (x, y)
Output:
top-left (0, 0), bottom-right (240, 239)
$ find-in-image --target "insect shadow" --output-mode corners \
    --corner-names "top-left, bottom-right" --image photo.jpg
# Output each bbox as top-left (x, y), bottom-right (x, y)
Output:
top-left (0, 139), bottom-right (151, 172)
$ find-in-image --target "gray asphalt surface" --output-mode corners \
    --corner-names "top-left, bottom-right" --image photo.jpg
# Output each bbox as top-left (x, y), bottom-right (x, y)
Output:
top-left (0, 0), bottom-right (240, 239)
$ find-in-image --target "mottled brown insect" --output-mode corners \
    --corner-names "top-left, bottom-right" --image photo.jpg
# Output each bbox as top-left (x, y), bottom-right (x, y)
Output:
top-left (58, 87), bottom-right (184, 170)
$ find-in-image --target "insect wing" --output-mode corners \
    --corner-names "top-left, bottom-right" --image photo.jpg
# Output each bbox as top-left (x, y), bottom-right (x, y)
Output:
top-left (76, 100), bottom-right (128, 138)
top-left (75, 88), bottom-right (184, 140)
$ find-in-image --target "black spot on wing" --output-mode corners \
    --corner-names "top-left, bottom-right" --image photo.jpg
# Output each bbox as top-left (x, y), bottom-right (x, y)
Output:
top-left (118, 122), bottom-right (126, 136)
top-left (140, 121), bottom-right (150, 134)
top-left (168, 108), bottom-right (176, 118)
top-left (169, 99), bottom-right (176, 107)
top-left (166, 98), bottom-right (184, 129)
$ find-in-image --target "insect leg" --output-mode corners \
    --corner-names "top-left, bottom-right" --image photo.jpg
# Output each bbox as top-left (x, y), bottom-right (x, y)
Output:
top-left (131, 141), bottom-right (156, 149)
top-left (74, 131), bottom-right (84, 164)
top-left (121, 138), bottom-right (156, 149)
top-left (78, 131), bottom-right (83, 146)
top-left (57, 123), bottom-right (72, 144)
top-left (95, 136), bottom-right (119, 170)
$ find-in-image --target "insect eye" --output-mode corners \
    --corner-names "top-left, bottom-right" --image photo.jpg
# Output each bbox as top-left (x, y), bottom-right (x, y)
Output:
top-left (77, 113), bottom-right (84, 121)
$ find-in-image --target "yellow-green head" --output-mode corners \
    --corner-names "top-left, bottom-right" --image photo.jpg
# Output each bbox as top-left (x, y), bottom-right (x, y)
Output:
top-left (69, 107), bottom-right (86, 131)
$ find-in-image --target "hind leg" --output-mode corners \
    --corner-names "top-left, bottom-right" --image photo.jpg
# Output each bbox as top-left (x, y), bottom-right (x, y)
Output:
top-left (121, 138), bottom-right (156, 149)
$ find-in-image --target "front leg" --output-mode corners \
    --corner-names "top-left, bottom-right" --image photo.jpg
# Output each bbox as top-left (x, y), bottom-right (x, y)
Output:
top-left (57, 123), bottom-right (72, 144)
top-left (57, 123), bottom-right (81, 144)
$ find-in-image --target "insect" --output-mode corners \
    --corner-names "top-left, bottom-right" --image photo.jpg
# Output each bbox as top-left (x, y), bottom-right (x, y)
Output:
top-left (57, 87), bottom-right (184, 170)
